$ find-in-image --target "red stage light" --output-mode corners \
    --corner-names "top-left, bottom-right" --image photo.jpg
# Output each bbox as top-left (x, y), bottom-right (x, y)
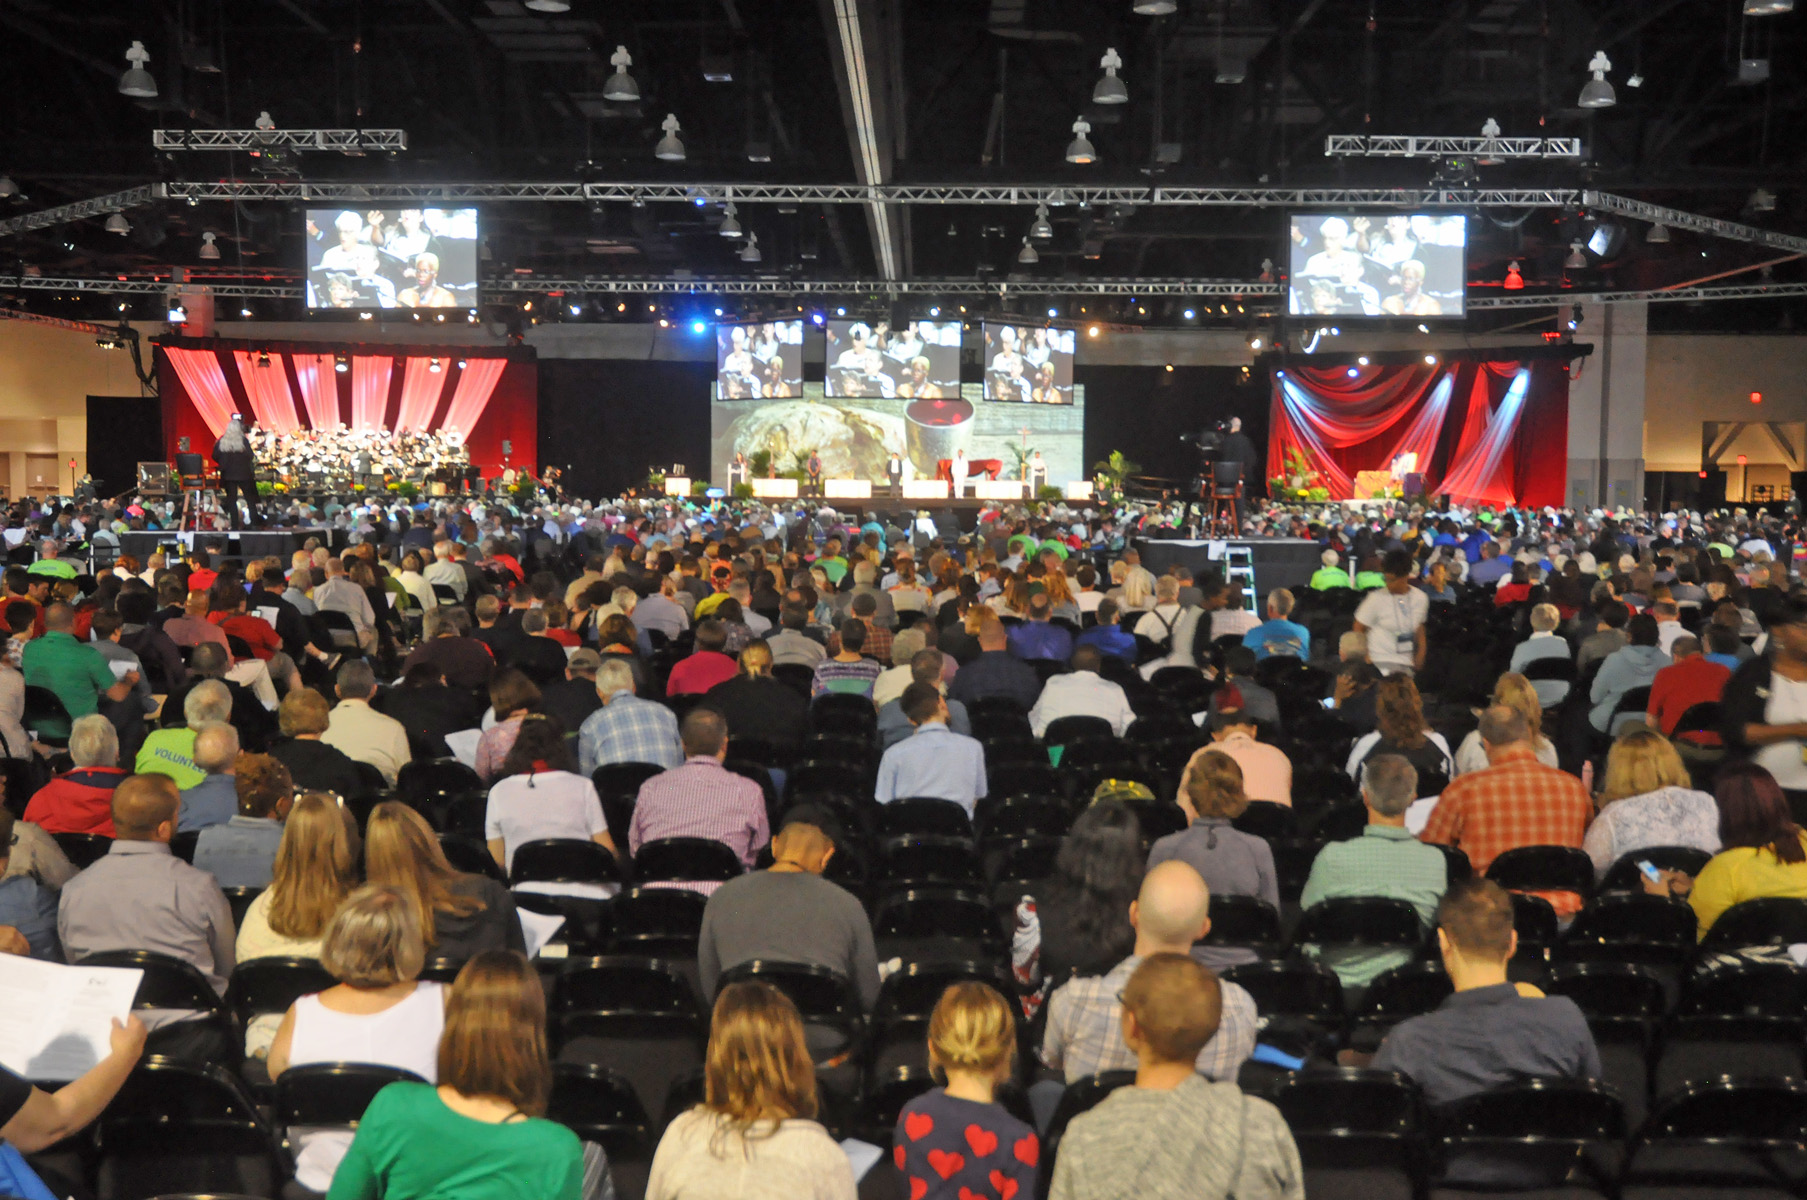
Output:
top-left (1699, 470), bottom-right (1708, 478)
top-left (1737, 454), bottom-right (1748, 465)
top-left (1751, 391), bottom-right (1763, 404)
top-left (1503, 263), bottom-right (1524, 291)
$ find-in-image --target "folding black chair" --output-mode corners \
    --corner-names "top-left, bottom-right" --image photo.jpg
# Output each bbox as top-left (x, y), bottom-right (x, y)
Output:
top-left (553, 955), bottom-right (707, 1123)
top-left (1430, 1078), bottom-right (1626, 1194)
top-left (274, 1062), bottom-right (428, 1127)
top-left (1198, 893), bottom-right (1284, 959)
top-left (608, 886), bottom-right (709, 957)
top-left (633, 836), bottom-right (744, 885)
top-left (1623, 1077), bottom-right (1807, 1198)
top-left (1269, 1068), bottom-right (1424, 1200)
top-left (51, 831), bottom-right (113, 869)
top-left (94, 1057), bottom-right (286, 1198)
top-left (875, 797), bottom-right (974, 840)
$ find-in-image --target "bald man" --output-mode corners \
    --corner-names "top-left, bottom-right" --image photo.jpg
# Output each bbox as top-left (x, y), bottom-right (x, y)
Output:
top-left (176, 723), bottom-right (240, 833)
top-left (58, 774), bottom-right (236, 1061)
top-left (1039, 861), bottom-right (1258, 1113)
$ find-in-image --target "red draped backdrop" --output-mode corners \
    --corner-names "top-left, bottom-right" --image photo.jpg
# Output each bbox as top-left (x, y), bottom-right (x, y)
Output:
top-left (154, 338), bottom-right (538, 473)
top-left (1266, 358), bottom-right (1568, 507)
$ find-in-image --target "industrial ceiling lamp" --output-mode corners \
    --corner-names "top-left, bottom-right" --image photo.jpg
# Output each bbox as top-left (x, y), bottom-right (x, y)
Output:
top-left (104, 212), bottom-right (130, 235)
top-left (1029, 203), bottom-right (1053, 241)
top-left (1093, 48), bottom-right (1128, 104)
top-left (1578, 50), bottom-right (1615, 109)
top-left (654, 114), bottom-right (685, 161)
top-left (603, 46), bottom-right (640, 102)
top-left (1503, 261), bottom-right (1524, 290)
top-left (718, 202), bottom-right (741, 237)
top-left (1065, 117), bottom-right (1096, 164)
top-left (1646, 222), bottom-right (1671, 243)
top-left (523, 0), bottom-right (572, 12)
top-left (1018, 237), bottom-right (1040, 264)
top-left (118, 40), bottom-right (157, 98)
top-left (1745, 0), bottom-right (1795, 14)
top-left (1132, 0), bottom-right (1178, 13)
top-left (0, 177), bottom-right (16, 198)
top-left (199, 231), bottom-right (220, 259)
top-left (739, 232), bottom-right (761, 263)
top-left (429, 357), bottom-right (443, 373)
top-left (1750, 187), bottom-right (1778, 213)
top-left (1564, 241), bottom-right (1588, 268)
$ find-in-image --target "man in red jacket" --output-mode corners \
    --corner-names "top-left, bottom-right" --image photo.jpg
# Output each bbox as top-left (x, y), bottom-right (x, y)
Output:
top-left (1647, 635), bottom-right (1731, 745)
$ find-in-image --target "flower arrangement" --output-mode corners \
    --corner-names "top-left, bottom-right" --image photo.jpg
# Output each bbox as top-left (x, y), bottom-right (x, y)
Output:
top-left (1268, 446), bottom-right (1332, 502)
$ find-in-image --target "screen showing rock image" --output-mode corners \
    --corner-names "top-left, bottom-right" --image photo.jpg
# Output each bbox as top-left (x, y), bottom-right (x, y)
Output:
top-left (305, 207), bottom-right (479, 310)
top-left (712, 382), bottom-right (1084, 489)
top-left (715, 320), bottom-right (804, 398)
top-left (824, 319), bottom-right (962, 399)
top-left (980, 322), bottom-right (1074, 403)
top-left (1287, 213), bottom-right (1467, 318)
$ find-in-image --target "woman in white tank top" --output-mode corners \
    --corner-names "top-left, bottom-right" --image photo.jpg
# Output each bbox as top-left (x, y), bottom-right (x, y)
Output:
top-left (268, 885), bottom-right (447, 1197)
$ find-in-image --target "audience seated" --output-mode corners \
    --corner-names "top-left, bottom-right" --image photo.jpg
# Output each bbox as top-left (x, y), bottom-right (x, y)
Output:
top-left (876, 649), bottom-right (970, 751)
top-left (869, 627), bottom-right (926, 709)
top-left (176, 722), bottom-right (241, 833)
top-left (698, 805), bottom-right (878, 1010)
top-left (399, 607), bottom-right (496, 695)
top-left (1153, 752), bottom-right (1278, 968)
top-left (1050, 953), bottom-right (1300, 1200)
top-left (237, 793), bottom-right (357, 964)
top-left (766, 603), bottom-right (826, 670)
top-left (1299, 755), bottom-right (1447, 987)
top-left (474, 669), bottom-right (541, 783)
top-left (577, 658), bottom-right (683, 775)
top-left (1009, 593), bottom-right (1074, 662)
top-left (1242, 587), bottom-right (1309, 661)
top-left (947, 617), bottom-right (1040, 711)
top-left (1074, 597), bottom-right (1136, 662)
top-left (1590, 613), bottom-right (1672, 734)
top-left (506, 609), bottom-right (571, 688)
top-left (377, 661), bottom-right (484, 760)
top-left (268, 688), bottom-right (366, 802)
top-left (1721, 596), bottom-right (1807, 812)
top-left (629, 709), bottom-right (768, 883)
top-left (1422, 705), bottom-right (1592, 916)
top-left (1509, 603), bottom-right (1572, 708)
top-left (364, 802), bottom-right (524, 961)
top-left (164, 642), bottom-right (277, 752)
top-left (1451, 674), bottom-right (1559, 776)
top-left (0, 809), bottom-right (62, 960)
top-left (23, 602), bottom-right (136, 743)
top-left (1010, 796), bottom-right (1143, 992)
top-left (1581, 728), bottom-right (1719, 879)
top-left (1041, 861), bottom-right (1256, 1096)
top-left (1646, 634), bottom-right (1730, 740)
top-left (24, 713), bottom-right (124, 835)
top-left (701, 640), bottom-right (810, 750)
top-left (484, 714), bottom-right (613, 874)
top-left (1659, 763), bottom-right (1807, 938)
top-left (646, 980), bottom-right (855, 1200)
top-left (1576, 599), bottom-right (1630, 672)
top-left (1210, 646), bottom-right (1278, 728)
top-left (58, 773), bottom-right (236, 1062)
top-left (1203, 692), bottom-right (1291, 806)
top-left (323, 660), bottom-right (413, 786)
top-left (875, 683), bottom-right (988, 814)
top-left (331, 951), bottom-right (588, 1199)
top-left (1131, 575), bottom-right (1186, 650)
top-left (811, 618), bottom-right (884, 698)
top-left (268, 885), bottom-right (448, 1196)
top-left (193, 752), bottom-right (292, 888)
top-left (1029, 645), bottom-right (1135, 738)
top-left (1345, 675), bottom-right (1452, 779)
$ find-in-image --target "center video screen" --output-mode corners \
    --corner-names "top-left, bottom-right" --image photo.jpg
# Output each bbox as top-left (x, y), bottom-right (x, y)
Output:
top-left (1288, 213), bottom-right (1467, 318)
top-left (716, 320), bottom-right (804, 398)
top-left (304, 207), bottom-right (479, 310)
top-left (981, 322), bottom-right (1074, 404)
top-left (825, 319), bottom-right (962, 399)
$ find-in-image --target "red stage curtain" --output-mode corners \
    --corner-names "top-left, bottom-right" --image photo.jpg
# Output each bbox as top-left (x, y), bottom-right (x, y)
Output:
top-left (162, 346), bottom-right (239, 438)
top-left (230, 351), bottom-right (301, 434)
top-left (1267, 359), bottom-right (1568, 507)
top-left (350, 356), bottom-right (393, 431)
top-left (292, 354), bottom-right (342, 429)
top-left (394, 356), bottom-right (447, 432)
top-left (442, 357), bottom-right (504, 438)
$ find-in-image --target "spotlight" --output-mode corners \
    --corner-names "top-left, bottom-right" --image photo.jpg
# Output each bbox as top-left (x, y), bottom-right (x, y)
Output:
top-left (199, 232), bottom-right (220, 260)
top-left (1564, 241), bottom-right (1588, 269)
top-left (1018, 239), bottom-right (1039, 264)
top-left (836, 307), bottom-right (846, 317)
top-left (1646, 223), bottom-right (1671, 243)
top-left (1164, 363), bottom-right (1174, 372)
top-left (719, 203), bottom-right (741, 237)
top-left (1416, 323), bottom-right (1430, 333)
top-left (1088, 326), bottom-right (1101, 337)
top-left (334, 355), bottom-right (349, 373)
top-left (1750, 187), bottom-right (1778, 213)
top-left (1247, 333), bottom-right (1264, 351)
top-left (256, 351), bottom-right (271, 367)
top-left (1357, 355), bottom-right (1370, 365)
top-left (739, 232), bottom-right (761, 263)
top-left (1093, 48), bottom-right (1128, 104)
top-left (1424, 354), bottom-right (1437, 365)
top-left (603, 46), bottom-right (639, 102)
top-left (655, 114), bottom-right (685, 161)
top-left (1347, 367), bottom-right (1360, 378)
top-left (690, 320), bottom-right (707, 334)
top-left (1029, 203), bottom-right (1053, 241)
top-left (424, 358), bottom-right (441, 374)
top-left (569, 303), bottom-right (582, 317)
top-left (1567, 304), bottom-right (1583, 330)
top-left (118, 40), bottom-right (157, 98)
top-left (811, 312), bottom-right (825, 325)
top-left (1504, 261), bottom-right (1524, 290)
top-left (104, 212), bottom-right (130, 235)
top-left (928, 306), bottom-right (940, 317)
top-left (714, 308), bottom-right (723, 317)
top-left (166, 304), bottom-right (186, 324)
top-left (1578, 50), bottom-right (1615, 109)
top-left (359, 312), bottom-right (373, 321)
top-left (239, 307), bottom-right (252, 318)
top-left (457, 360), bottom-right (467, 370)
top-left (1182, 308), bottom-right (1195, 320)
top-left (1064, 118), bottom-right (1096, 165)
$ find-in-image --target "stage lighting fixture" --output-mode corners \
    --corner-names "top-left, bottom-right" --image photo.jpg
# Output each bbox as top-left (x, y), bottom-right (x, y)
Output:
top-left (1586, 223), bottom-right (1626, 258)
top-left (359, 312), bottom-right (373, 321)
top-left (811, 312), bottom-right (825, 325)
top-left (199, 232), bottom-right (220, 260)
top-left (1416, 323), bottom-right (1429, 333)
top-left (1164, 363), bottom-right (1174, 372)
top-left (690, 320), bottom-right (707, 334)
top-left (256, 351), bottom-right (271, 368)
top-left (1750, 187), bottom-right (1778, 213)
top-left (928, 306), bottom-right (940, 317)
top-left (1133, 0), bottom-right (1177, 13)
top-left (167, 304), bottom-right (186, 324)
top-left (1046, 306), bottom-right (1059, 318)
top-left (1747, 0), bottom-right (1796, 11)
top-left (105, 212), bottom-right (130, 235)
top-left (719, 203), bottom-right (741, 237)
top-left (714, 308), bottom-right (724, 317)
top-left (1347, 367), bottom-right (1359, 378)
top-left (655, 114), bottom-right (686, 161)
top-left (1357, 356), bottom-right (1370, 365)
top-left (1065, 118), bottom-right (1096, 165)
top-left (739, 233), bottom-right (761, 263)
top-left (119, 41), bottom-right (157, 98)
top-left (429, 358), bottom-right (443, 373)
top-left (1647, 223), bottom-right (1671, 243)
top-left (457, 360), bottom-right (467, 370)
top-left (1424, 355), bottom-right (1437, 365)
top-left (1564, 241), bottom-right (1588, 268)
top-left (569, 303), bottom-right (582, 317)
top-left (240, 307), bottom-right (252, 318)
top-left (334, 355), bottom-right (348, 373)
top-left (1578, 50), bottom-right (1615, 109)
top-left (604, 46), bottom-right (639, 101)
top-left (1088, 326), bottom-right (1100, 337)
top-left (524, 0), bottom-right (570, 11)
top-left (836, 307), bottom-right (846, 317)
top-left (1182, 308), bottom-right (1195, 320)
top-left (1029, 203), bottom-right (1053, 241)
top-left (1247, 333), bottom-right (1263, 351)
top-left (0, 177), bottom-right (16, 198)
top-left (1504, 261), bottom-right (1524, 290)
top-left (745, 141), bottom-right (772, 163)
top-left (1093, 49), bottom-right (1128, 104)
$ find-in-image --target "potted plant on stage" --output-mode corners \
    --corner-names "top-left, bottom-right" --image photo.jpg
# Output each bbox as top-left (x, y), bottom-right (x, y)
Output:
top-left (1268, 447), bottom-right (1331, 503)
top-left (1092, 450), bottom-right (1139, 505)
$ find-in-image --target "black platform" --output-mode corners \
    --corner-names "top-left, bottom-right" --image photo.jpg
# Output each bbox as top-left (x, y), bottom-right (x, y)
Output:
top-left (118, 528), bottom-right (345, 564)
top-left (1134, 537), bottom-right (1322, 596)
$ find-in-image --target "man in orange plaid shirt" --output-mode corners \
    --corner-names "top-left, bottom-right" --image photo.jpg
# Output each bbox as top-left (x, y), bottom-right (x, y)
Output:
top-left (1420, 705), bottom-right (1592, 917)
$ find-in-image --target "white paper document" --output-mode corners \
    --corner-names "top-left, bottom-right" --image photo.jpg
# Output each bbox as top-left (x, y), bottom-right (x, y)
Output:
top-left (0, 956), bottom-right (142, 1082)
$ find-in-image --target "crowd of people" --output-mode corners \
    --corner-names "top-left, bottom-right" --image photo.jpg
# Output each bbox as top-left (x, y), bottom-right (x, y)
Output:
top-left (0, 479), bottom-right (1801, 1198)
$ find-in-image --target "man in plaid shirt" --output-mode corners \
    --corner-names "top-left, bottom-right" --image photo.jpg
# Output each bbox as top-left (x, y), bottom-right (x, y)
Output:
top-left (1420, 706), bottom-right (1592, 917)
top-left (826, 593), bottom-right (891, 664)
top-left (577, 659), bottom-right (682, 775)
top-left (1040, 861), bottom-right (1256, 1092)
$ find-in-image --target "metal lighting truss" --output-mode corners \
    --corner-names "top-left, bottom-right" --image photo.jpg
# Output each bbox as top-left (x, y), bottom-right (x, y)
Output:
top-left (484, 276), bottom-right (1282, 296)
top-left (153, 128), bottom-right (408, 152)
top-left (1469, 281), bottom-right (1807, 309)
top-left (0, 183), bottom-right (164, 237)
top-left (0, 274), bottom-right (299, 298)
top-left (1325, 135), bottom-right (1584, 158)
top-left (1582, 190), bottom-right (1807, 255)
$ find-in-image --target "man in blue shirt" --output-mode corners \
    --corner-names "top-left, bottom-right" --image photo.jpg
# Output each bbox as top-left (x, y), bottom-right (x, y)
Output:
top-left (176, 723), bottom-right (241, 834)
top-left (1468, 541), bottom-right (1512, 587)
top-left (1075, 598), bottom-right (1136, 662)
top-left (1008, 594), bottom-right (1073, 661)
top-left (876, 683), bottom-right (988, 814)
top-left (1241, 588), bottom-right (1310, 661)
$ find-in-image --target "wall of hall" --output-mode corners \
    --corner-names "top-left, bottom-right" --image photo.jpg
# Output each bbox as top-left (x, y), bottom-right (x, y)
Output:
top-left (0, 320), bottom-right (155, 501)
top-left (1644, 334), bottom-right (1807, 472)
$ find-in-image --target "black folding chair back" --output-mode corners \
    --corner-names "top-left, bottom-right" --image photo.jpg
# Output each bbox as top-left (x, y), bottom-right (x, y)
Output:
top-left (1699, 897), bottom-right (1807, 953)
top-left (1486, 844), bottom-right (1595, 899)
top-left (1269, 1068), bottom-right (1423, 1195)
top-left (1042, 714), bottom-right (1117, 748)
top-left (511, 837), bottom-right (627, 888)
top-left (274, 1062), bottom-right (428, 1127)
top-left (1291, 897), bottom-right (1426, 951)
top-left (546, 1062), bottom-right (654, 1159)
top-left (51, 830), bottom-right (113, 869)
top-left (609, 886), bottom-right (708, 955)
top-left (633, 836), bottom-right (744, 884)
top-left (95, 1056), bottom-right (286, 1199)
top-left (224, 956), bottom-right (335, 1033)
top-left (1042, 1070), bottom-right (1137, 1180)
top-left (1599, 846), bottom-right (1714, 893)
top-left (1626, 1076), bottom-right (1807, 1195)
top-left (1432, 1078), bottom-right (1626, 1190)
top-left (873, 887), bottom-right (1005, 949)
top-left (1198, 893), bottom-right (1284, 956)
top-left (876, 797), bottom-right (974, 840)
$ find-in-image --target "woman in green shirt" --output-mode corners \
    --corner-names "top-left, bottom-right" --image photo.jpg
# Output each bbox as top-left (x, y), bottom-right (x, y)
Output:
top-left (328, 950), bottom-right (588, 1200)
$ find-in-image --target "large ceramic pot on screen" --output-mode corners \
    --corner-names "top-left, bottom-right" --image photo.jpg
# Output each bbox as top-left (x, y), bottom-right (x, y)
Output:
top-left (904, 398), bottom-right (974, 476)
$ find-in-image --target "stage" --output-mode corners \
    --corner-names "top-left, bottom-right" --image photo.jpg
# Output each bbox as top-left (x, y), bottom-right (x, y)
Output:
top-left (119, 528), bottom-right (345, 564)
top-left (1134, 537), bottom-right (1322, 597)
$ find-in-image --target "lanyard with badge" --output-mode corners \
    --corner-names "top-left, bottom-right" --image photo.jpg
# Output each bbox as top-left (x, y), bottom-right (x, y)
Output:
top-left (1392, 593), bottom-right (1415, 655)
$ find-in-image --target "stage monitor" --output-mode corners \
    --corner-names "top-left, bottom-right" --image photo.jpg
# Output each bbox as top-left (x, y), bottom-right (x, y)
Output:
top-left (304, 207), bottom-right (479, 310)
top-left (716, 320), bottom-right (804, 399)
top-left (1287, 213), bottom-right (1467, 318)
top-left (980, 322), bottom-right (1074, 404)
top-left (824, 319), bottom-right (962, 399)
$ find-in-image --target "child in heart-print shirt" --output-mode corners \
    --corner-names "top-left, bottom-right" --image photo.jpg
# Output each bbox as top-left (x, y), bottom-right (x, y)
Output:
top-left (893, 982), bottom-right (1039, 1200)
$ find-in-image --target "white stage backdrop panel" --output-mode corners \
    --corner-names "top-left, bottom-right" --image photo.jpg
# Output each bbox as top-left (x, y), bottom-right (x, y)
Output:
top-left (711, 381), bottom-right (1085, 489)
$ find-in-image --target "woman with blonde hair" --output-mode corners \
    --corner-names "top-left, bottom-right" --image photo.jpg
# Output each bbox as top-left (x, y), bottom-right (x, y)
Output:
top-left (1345, 675), bottom-right (1453, 779)
top-left (237, 793), bottom-right (359, 962)
top-left (646, 981), bottom-right (855, 1199)
top-left (267, 885), bottom-right (448, 1195)
top-left (1118, 565), bottom-right (1156, 615)
top-left (893, 983), bottom-right (1038, 1200)
top-left (988, 571), bottom-right (1030, 619)
top-left (328, 950), bottom-right (587, 1200)
top-left (1452, 674), bottom-right (1560, 775)
top-left (887, 559), bottom-right (931, 615)
top-left (1039, 567), bottom-right (1080, 625)
top-left (1155, 749), bottom-right (1278, 970)
top-left (364, 801), bottom-right (524, 962)
top-left (1582, 727), bottom-right (1720, 878)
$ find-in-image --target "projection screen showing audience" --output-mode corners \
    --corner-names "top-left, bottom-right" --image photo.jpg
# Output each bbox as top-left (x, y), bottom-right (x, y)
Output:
top-left (1288, 213), bottom-right (1468, 318)
top-left (305, 207), bottom-right (479, 311)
